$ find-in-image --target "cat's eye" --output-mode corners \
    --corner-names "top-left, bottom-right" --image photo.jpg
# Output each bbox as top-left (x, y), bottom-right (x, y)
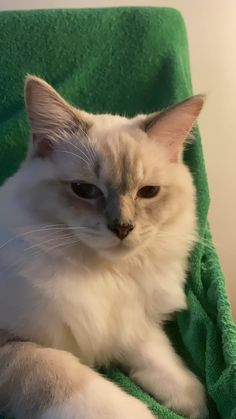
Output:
top-left (137, 186), bottom-right (160, 199)
top-left (71, 182), bottom-right (103, 199)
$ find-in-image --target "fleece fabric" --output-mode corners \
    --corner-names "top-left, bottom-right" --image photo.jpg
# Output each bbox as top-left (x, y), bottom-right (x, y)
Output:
top-left (0, 7), bottom-right (235, 419)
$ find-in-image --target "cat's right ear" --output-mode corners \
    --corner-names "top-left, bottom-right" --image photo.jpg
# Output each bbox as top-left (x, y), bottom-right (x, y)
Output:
top-left (25, 75), bottom-right (88, 157)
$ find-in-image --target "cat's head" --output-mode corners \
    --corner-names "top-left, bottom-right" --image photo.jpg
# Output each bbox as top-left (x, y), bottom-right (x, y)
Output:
top-left (23, 76), bottom-right (204, 259)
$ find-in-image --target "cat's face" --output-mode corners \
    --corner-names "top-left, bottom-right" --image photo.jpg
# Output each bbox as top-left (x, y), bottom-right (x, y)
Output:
top-left (23, 76), bottom-right (204, 259)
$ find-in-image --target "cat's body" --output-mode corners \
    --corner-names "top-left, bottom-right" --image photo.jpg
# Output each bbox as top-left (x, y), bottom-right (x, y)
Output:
top-left (0, 76), bottom-right (208, 419)
top-left (0, 195), bottom-right (188, 365)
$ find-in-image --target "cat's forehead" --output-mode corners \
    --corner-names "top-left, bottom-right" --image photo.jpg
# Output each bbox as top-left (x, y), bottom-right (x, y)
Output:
top-left (93, 129), bottom-right (144, 193)
top-left (89, 113), bottom-right (130, 131)
top-left (87, 115), bottom-right (165, 183)
top-left (56, 115), bottom-right (166, 188)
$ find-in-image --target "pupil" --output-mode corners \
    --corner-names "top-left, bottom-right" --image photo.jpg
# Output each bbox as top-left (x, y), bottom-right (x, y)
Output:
top-left (144, 187), bottom-right (155, 196)
top-left (138, 186), bottom-right (160, 198)
top-left (71, 182), bottom-right (102, 199)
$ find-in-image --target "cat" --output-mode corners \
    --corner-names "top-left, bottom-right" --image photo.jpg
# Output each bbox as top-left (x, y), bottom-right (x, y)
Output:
top-left (0, 75), bottom-right (208, 419)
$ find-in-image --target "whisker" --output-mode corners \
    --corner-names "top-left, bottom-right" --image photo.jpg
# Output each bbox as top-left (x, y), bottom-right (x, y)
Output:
top-left (71, 124), bottom-right (97, 163)
top-left (82, 140), bottom-right (96, 164)
top-left (49, 125), bottom-right (97, 166)
top-left (40, 237), bottom-right (81, 254)
top-left (24, 232), bottom-right (75, 251)
top-left (56, 150), bottom-right (90, 166)
top-left (77, 125), bottom-right (91, 142)
top-left (52, 238), bottom-right (80, 249)
top-left (87, 138), bottom-right (97, 161)
top-left (24, 234), bottom-right (82, 258)
top-left (58, 129), bottom-right (95, 164)
top-left (61, 137), bottom-right (93, 165)
top-left (73, 139), bottom-right (96, 166)
top-left (0, 226), bottom-right (88, 250)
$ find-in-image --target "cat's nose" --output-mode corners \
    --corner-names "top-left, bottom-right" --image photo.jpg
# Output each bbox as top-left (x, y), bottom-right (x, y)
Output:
top-left (107, 220), bottom-right (134, 240)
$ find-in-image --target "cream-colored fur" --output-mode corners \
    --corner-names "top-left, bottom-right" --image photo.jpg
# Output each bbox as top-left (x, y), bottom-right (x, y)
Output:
top-left (40, 379), bottom-right (155, 419)
top-left (0, 76), bottom-right (208, 418)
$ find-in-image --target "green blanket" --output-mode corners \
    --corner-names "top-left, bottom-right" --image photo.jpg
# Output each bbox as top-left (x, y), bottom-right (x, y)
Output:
top-left (0, 7), bottom-right (235, 419)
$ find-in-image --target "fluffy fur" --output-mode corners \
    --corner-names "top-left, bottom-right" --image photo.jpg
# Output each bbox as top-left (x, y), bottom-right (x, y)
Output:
top-left (0, 76), bottom-right (208, 418)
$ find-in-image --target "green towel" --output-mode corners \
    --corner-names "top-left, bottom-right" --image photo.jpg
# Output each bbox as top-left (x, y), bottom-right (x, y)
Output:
top-left (0, 7), bottom-right (235, 419)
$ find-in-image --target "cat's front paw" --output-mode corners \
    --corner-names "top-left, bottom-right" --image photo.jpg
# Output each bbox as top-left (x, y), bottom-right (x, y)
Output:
top-left (40, 378), bottom-right (156, 419)
top-left (41, 396), bottom-right (155, 419)
top-left (165, 377), bottom-right (208, 419)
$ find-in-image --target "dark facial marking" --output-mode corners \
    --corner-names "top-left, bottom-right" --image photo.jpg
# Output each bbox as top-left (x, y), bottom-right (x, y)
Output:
top-left (105, 189), bottom-right (122, 225)
top-left (119, 147), bottom-right (139, 194)
top-left (94, 159), bottom-right (101, 179)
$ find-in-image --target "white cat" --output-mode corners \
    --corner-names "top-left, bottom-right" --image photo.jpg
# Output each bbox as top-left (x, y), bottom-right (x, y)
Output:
top-left (0, 76), bottom-right (208, 419)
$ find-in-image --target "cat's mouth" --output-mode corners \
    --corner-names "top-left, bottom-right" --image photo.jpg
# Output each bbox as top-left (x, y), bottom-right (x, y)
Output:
top-left (93, 238), bottom-right (142, 260)
top-left (76, 227), bottom-right (151, 259)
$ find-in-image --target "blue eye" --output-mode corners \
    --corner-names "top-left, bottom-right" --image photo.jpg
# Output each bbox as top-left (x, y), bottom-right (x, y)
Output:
top-left (137, 186), bottom-right (160, 198)
top-left (71, 182), bottom-right (103, 199)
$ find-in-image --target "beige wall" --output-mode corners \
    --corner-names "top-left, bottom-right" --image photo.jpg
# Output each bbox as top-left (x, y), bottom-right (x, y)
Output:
top-left (1, 0), bottom-right (235, 319)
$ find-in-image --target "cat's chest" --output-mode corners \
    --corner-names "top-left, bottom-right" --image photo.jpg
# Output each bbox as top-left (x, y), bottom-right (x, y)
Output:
top-left (53, 268), bottom-right (147, 365)
top-left (48, 263), bottom-right (186, 366)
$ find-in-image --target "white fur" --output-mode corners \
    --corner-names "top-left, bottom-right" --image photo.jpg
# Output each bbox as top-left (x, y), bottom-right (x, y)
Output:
top-left (0, 78), bottom-right (207, 418)
top-left (0, 149), bottom-right (206, 418)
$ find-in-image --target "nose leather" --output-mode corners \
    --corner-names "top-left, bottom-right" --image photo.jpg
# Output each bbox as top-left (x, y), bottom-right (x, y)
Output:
top-left (107, 220), bottom-right (134, 240)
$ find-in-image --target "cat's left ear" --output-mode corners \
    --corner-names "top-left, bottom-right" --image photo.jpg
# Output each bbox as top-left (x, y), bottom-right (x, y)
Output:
top-left (138, 95), bottom-right (205, 162)
top-left (25, 75), bottom-right (89, 157)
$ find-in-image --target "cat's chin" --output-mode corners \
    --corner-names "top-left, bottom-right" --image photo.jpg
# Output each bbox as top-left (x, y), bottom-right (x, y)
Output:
top-left (96, 242), bottom-right (140, 260)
